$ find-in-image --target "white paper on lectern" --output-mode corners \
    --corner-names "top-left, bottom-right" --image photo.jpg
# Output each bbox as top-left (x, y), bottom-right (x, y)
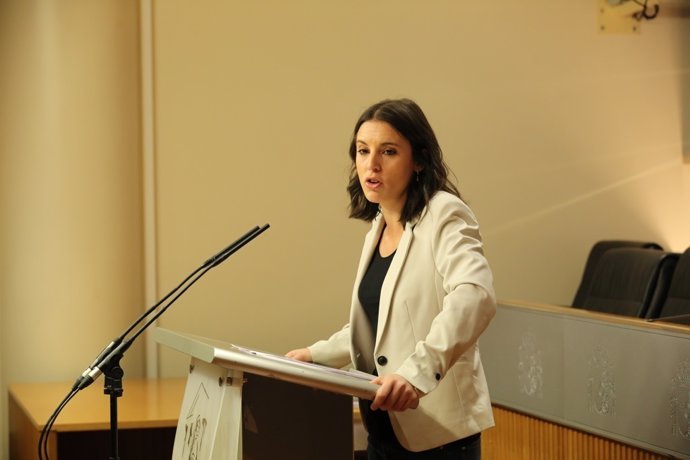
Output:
top-left (231, 344), bottom-right (376, 381)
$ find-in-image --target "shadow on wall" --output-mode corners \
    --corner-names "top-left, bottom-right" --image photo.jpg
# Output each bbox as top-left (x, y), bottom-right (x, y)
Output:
top-left (485, 178), bottom-right (669, 307)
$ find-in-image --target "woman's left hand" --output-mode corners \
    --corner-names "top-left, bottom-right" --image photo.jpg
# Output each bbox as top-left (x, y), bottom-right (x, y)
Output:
top-left (370, 374), bottom-right (421, 412)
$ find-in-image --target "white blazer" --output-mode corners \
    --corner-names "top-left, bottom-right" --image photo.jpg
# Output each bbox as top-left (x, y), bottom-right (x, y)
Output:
top-left (309, 191), bottom-right (496, 452)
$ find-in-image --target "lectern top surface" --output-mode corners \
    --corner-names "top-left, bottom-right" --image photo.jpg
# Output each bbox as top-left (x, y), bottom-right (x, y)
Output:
top-left (154, 327), bottom-right (379, 400)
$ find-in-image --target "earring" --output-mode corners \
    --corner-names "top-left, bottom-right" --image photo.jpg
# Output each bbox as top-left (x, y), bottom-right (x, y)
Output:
top-left (416, 171), bottom-right (420, 183)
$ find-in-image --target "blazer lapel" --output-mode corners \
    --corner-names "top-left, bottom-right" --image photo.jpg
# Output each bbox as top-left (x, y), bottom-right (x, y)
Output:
top-left (375, 221), bottom-right (415, 348)
top-left (350, 216), bottom-right (385, 372)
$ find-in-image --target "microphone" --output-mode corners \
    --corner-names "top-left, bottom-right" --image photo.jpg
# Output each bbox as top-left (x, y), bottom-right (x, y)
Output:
top-left (72, 224), bottom-right (270, 391)
top-left (209, 224), bottom-right (270, 267)
top-left (203, 225), bottom-right (261, 267)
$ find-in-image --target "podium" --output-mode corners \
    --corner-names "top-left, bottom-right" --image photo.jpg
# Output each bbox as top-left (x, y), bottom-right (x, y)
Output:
top-left (154, 327), bottom-right (378, 460)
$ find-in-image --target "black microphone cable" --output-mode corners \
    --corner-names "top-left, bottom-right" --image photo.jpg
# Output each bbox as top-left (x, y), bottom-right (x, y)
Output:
top-left (39, 388), bottom-right (79, 460)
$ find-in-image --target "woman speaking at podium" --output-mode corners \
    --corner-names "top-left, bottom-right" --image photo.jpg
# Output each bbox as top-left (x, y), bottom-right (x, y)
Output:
top-left (287, 98), bottom-right (496, 460)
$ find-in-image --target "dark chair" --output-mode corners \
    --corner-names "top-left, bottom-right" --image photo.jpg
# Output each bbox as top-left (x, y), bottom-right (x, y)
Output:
top-left (646, 247), bottom-right (690, 324)
top-left (580, 247), bottom-right (678, 318)
top-left (572, 240), bottom-right (663, 307)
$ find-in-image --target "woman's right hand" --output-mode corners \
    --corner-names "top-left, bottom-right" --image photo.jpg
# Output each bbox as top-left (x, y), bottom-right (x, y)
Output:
top-left (285, 348), bottom-right (312, 362)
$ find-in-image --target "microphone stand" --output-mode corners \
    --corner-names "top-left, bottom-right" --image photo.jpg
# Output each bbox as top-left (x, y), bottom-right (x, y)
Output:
top-left (38, 224), bottom-right (270, 460)
top-left (104, 357), bottom-right (124, 460)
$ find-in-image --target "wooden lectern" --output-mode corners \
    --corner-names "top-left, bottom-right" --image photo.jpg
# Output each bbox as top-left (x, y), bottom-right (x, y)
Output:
top-left (154, 327), bottom-right (377, 460)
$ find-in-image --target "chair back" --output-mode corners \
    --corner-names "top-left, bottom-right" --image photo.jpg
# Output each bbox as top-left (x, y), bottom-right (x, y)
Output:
top-left (647, 247), bottom-right (690, 322)
top-left (581, 247), bottom-right (677, 318)
top-left (572, 240), bottom-right (662, 307)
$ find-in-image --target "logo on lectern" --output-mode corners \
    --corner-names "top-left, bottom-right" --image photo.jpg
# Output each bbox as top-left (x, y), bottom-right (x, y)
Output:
top-left (182, 383), bottom-right (210, 460)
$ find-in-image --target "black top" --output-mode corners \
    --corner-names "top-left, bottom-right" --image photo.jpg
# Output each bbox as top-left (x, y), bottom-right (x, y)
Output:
top-left (358, 246), bottom-right (395, 341)
top-left (357, 240), bottom-right (399, 444)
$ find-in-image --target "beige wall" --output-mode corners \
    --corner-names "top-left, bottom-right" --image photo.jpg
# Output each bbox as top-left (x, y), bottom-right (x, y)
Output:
top-left (0, 0), bottom-right (689, 458)
top-left (151, 1), bottom-right (690, 377)
top-left (0, 1), bottom-right (144, 457)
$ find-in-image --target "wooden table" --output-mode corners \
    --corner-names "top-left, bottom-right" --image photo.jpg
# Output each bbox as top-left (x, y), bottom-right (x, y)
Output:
top-left (9, 378), bottom-right (186, 460)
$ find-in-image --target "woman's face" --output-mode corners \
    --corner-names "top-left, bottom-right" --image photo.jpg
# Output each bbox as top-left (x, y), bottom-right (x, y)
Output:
top-left (355, 120), bottom-right (418, 215)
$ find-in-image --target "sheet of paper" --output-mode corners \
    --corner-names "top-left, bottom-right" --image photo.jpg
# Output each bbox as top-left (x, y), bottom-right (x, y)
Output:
top-left (230, 345), bottom-right (377, 382)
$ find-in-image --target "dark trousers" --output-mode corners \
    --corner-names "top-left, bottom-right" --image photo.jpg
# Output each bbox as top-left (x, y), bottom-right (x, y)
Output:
top-left (366, 433), bottom-right (481, 460)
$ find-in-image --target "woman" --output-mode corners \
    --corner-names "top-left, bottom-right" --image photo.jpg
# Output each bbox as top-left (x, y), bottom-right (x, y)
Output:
top-left (287, 98), bottom-right (496, 459)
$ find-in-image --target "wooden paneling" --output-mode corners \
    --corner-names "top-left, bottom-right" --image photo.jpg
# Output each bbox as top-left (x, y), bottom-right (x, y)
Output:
top-left (483, 405), bottom-right (668, 460)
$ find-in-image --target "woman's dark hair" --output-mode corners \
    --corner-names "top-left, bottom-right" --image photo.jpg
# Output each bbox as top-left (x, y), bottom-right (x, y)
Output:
top-left (347, 98), bottom-right (461, 223)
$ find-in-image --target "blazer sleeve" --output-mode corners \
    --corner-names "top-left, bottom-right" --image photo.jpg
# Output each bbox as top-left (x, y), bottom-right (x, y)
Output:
top-left (307, 323), bottom-right (353, 368)
top-left (395, 196), bottom-right (497, 394)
